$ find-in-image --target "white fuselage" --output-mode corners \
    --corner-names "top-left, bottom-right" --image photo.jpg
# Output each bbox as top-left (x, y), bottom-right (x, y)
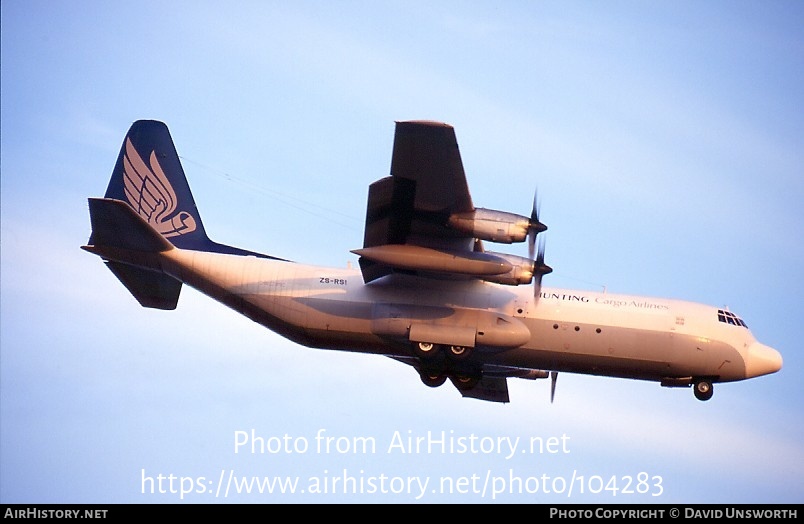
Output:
top-left (159, 248), bottom-right (781, 385)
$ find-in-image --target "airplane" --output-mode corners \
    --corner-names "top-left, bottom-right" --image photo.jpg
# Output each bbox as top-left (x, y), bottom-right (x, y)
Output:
top-left (82, 119), bottom-right (783, 403)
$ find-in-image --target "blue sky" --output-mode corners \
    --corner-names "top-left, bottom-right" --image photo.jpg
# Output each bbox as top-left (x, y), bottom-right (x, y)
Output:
top-left (2, 1), bottom-right (802, 503)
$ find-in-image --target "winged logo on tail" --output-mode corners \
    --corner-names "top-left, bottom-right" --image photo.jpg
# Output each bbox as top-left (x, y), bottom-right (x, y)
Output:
top-left (122, 138), bottom-right (197, 238)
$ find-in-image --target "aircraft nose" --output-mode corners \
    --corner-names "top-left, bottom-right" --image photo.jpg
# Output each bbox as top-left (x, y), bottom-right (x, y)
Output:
top-left (745, 342), bottom-right (783, 378)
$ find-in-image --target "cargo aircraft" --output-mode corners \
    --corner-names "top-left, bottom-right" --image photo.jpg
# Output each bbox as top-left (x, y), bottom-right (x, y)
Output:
top-left (82, 120), bottom-right (782, 403)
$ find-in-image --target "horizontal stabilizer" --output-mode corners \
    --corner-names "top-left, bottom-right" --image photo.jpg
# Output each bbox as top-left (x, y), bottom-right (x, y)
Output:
top-left (105, 261), bottom-right (181, 310)
top-left (86, 198), bottom-right (174, 253)
top-left (83, 198), bottom-right (182, 309)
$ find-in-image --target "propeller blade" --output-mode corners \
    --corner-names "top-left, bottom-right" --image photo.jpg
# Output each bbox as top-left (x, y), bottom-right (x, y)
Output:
top-left (528, 191), bottom-right (547, 261)
top-left (533, 236), bottom-right (553, 298)
top-left (550, 371), bottom-right (558, 403)
top-left (526, 190), bottom-right (551, 302)
top-left (530, 191), bottom-right (547, 234)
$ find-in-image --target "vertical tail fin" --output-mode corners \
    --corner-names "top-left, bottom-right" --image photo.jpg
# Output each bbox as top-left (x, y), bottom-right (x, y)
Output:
top-left (95, 120), bottom-right (278, 258)
top-left (84, 120), bottom-right (285, 309)
top-left (97, 120), bottom-right (211, 251)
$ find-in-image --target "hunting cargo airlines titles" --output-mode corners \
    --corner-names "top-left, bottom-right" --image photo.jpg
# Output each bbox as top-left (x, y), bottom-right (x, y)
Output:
top-left (82, 120), bottom-right (782, 403)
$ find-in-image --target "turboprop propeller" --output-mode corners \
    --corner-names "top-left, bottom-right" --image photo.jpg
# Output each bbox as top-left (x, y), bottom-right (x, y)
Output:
top-left (527, 192), bottom-right (552, 298)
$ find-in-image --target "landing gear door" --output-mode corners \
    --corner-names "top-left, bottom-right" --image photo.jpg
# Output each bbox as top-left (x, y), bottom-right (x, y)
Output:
top-left (409, 323), bottom-right (476, 348)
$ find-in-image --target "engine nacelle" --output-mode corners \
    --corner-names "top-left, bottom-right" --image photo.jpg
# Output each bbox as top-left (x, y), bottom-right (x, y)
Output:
top-left (479, 252), bottom-right (534, 285)
top-left (447, 208), bottom-right (531, 244)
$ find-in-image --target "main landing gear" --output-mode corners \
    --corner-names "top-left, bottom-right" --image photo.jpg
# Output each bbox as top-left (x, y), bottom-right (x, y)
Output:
top-left (412, 341), bottom-right (473, 361)
top-left (693, 379), bottom-right (714, 401)
top-left (418, 370), bottom-right (479, 391)
top-left (420, 372), bottom-right (448, 388)
top-left (413, 341), bottom-right (479, 391)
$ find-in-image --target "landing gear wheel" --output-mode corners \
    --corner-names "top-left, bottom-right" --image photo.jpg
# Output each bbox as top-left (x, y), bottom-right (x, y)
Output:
top-left (420, 372), bottom-right (447, 388)
top-left (413, 341), bottom-right (441, 359)
top-left (453, 375), bottom-right (480, 391)
top-left (447, 345), bottom-right (472, 361)
top-left (693, 379), bottom-right (714, 401)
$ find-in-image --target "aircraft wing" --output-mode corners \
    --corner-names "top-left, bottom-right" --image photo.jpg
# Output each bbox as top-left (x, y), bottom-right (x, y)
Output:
top-left (357, 121), bottom-right (477, 282)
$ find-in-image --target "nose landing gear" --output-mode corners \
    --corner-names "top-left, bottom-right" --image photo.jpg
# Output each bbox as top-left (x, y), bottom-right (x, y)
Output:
top-left (693, 379), bottom-right (714, 401)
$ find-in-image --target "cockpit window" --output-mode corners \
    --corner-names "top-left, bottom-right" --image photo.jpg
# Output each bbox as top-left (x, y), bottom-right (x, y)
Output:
top-left (718, 309), bottom-right (748, 328)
